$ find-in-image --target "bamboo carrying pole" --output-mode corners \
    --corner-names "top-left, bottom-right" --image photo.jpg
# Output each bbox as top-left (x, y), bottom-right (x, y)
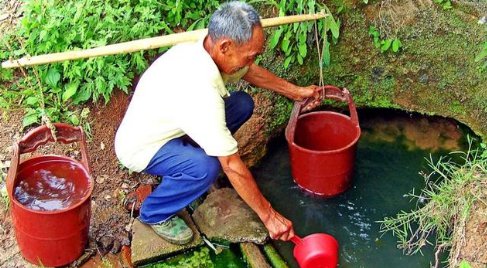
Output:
top-left (2, 12), bottom-right (328, 68)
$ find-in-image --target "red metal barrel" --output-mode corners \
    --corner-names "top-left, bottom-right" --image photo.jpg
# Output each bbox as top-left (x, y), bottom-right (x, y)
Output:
top-left (285, 86), bottom-right (360, 197)
top-left (6, 124), bottom-right (93, 267)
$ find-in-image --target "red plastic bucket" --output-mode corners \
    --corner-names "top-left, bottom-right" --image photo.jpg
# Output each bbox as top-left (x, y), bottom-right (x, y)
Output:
top-left (291, 234), bottom-right (339, 268)
top-left (6, 124), bottom-right (93, 267)
top-left (285, 86), bottom-right (360, 197)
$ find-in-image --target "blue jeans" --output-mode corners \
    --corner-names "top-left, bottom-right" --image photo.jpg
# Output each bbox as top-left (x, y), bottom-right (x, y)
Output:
top-left (139, 91), bottom-right (254, 224)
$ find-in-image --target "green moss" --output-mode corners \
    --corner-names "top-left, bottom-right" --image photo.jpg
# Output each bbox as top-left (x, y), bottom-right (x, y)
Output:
top-left (294, 3), bottom-right (485, 139)
top-left (262, 244), bottom-right (289, 268)
top-left (450, 100), bottom-right (465, 115)
top-left (142, 247), bottom-right (213, 268)
top-left (257, 2), bottom-right (486, 141)
top-left (269, 95), bottom-right (293, 133)
top-left (398, 8), bottom-right (485, 129)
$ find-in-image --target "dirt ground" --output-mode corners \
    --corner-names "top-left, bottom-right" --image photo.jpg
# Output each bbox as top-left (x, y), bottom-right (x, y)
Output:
top-left (0, 90), bottom-right (156, 267)
top-left (0, 109), bottom-right (28, 268)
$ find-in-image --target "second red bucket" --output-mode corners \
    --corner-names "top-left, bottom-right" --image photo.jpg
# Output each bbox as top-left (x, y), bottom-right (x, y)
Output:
top-left (7, 123), bottom-right (93, 267)
top-left (285, 86), bottom-right (361, 197)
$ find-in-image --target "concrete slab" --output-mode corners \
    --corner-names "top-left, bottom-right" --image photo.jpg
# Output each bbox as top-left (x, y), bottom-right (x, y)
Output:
top-left (131, 210), bottom-right (202, 266)
top-left (192, 188), bottom-right (268, 244)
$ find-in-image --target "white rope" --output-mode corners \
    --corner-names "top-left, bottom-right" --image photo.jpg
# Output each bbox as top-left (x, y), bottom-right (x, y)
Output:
top-left (313, 20), bottom-right (326, 97)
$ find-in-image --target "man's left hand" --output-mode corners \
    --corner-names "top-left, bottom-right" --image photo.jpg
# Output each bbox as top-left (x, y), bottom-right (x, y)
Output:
top-left (297, 85), bottom-right (322, 112)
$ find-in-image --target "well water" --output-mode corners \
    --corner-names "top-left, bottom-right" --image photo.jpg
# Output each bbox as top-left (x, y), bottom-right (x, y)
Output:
top-left (252, 109), bottom-right (471, 267)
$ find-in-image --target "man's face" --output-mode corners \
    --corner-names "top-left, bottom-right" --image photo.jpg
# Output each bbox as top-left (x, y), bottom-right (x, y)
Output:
top-left (213, 25), bottom-right (265, 74)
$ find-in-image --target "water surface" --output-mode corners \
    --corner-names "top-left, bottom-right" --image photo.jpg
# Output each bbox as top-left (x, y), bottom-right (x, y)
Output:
top-left (252, 110), bottom-right (470, 267)
top-left (14, 160), bottom-right (89, 211)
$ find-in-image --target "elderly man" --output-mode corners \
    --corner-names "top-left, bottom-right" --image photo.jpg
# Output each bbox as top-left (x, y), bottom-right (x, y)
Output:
top-left (115, 1), bottom-right (321, 245)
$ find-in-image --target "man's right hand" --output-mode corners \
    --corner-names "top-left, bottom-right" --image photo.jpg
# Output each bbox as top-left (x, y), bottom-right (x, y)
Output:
top-left (218, 153), bottom-right (295, 241)
top-left (262, 207), bottom-right (295, 241)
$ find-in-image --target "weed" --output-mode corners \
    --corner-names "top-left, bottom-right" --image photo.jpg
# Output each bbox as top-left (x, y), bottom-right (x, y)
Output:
top-left (368, 26), bottom-right (402, 53)
top-left (434, 0), bottom-right (453, 10)
top-left (379, 139), bottom-right (487, 267)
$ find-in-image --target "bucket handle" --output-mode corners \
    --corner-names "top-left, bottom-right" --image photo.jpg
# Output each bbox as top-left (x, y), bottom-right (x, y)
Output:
top-left (285, 85), bottom-right (359, 144)
top-left (291, 235), bottom-right (303, 245)
top-left (6, 123), bottom-right (91, 198)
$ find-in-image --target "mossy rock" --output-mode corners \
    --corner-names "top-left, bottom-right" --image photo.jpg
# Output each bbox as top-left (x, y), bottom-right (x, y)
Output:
top-left (257, 1), bottom-right (487, 141)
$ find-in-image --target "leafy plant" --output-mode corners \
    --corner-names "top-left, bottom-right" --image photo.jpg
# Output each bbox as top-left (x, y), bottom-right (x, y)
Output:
top-left (368, 26), bottom-right (402, 53)
top-left (262, 0), bottom-right (339, 69)
top-left (379, 141), bottom-right (486, 267)
top-left (0, 68), bottom-right (13, 83)
top-left (0, 79), bottom-right (19, 112)
top-left (475, 41), bottom-right (487, 72)
top-left (0, 0), bottom-right (221, 128)
top-left (434, 0), bottom-right (452, 10)
top-left (160, 0), bottom-right (221, 32)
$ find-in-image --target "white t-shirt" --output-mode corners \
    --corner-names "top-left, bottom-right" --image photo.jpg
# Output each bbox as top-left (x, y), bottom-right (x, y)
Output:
top-left (115, 38), bottom-right (244, 172)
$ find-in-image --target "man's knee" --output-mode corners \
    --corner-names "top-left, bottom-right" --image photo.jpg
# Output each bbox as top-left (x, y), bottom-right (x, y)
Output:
top-left (191, 154), bottom-right (221, 182)
top-left (234, 91), bottom-right (254, 119)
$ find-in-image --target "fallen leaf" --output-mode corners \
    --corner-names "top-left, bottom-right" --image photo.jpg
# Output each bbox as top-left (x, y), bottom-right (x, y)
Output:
top-left (96, 175), bottom-right (109, 184)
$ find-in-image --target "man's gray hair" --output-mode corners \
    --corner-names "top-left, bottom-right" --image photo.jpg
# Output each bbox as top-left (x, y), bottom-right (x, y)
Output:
top-left (208, 1), bottom-right (261, 44)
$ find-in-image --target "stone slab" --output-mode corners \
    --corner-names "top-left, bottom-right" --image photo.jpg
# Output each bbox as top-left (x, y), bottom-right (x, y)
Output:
top-left (192, 188), bottom-right (268, 244)
top-left (131, 210), bottom-right (202, 266)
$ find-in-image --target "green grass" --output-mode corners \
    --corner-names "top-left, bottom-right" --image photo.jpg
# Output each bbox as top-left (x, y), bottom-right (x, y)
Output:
top-left (379, 139), bottom-right (487, 267)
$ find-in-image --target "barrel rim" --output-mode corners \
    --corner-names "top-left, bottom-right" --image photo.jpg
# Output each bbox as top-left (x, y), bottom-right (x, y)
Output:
top-left (11, 154), bottom-right (94, 215)
top-left (286, 111), bottom-right (361, 154)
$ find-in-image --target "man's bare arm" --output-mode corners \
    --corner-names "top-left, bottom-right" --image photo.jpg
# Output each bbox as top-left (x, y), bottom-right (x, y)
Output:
top-left (218, 152), bottom-right (294, 241)
top-left (243, 63), bottom-right (322, 110)
top-left (244, 63), bottom-right (322, 99)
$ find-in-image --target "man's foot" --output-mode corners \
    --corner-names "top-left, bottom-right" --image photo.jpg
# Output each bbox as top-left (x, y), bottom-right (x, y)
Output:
top-left (150, 216), bottom-right (194, 245)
